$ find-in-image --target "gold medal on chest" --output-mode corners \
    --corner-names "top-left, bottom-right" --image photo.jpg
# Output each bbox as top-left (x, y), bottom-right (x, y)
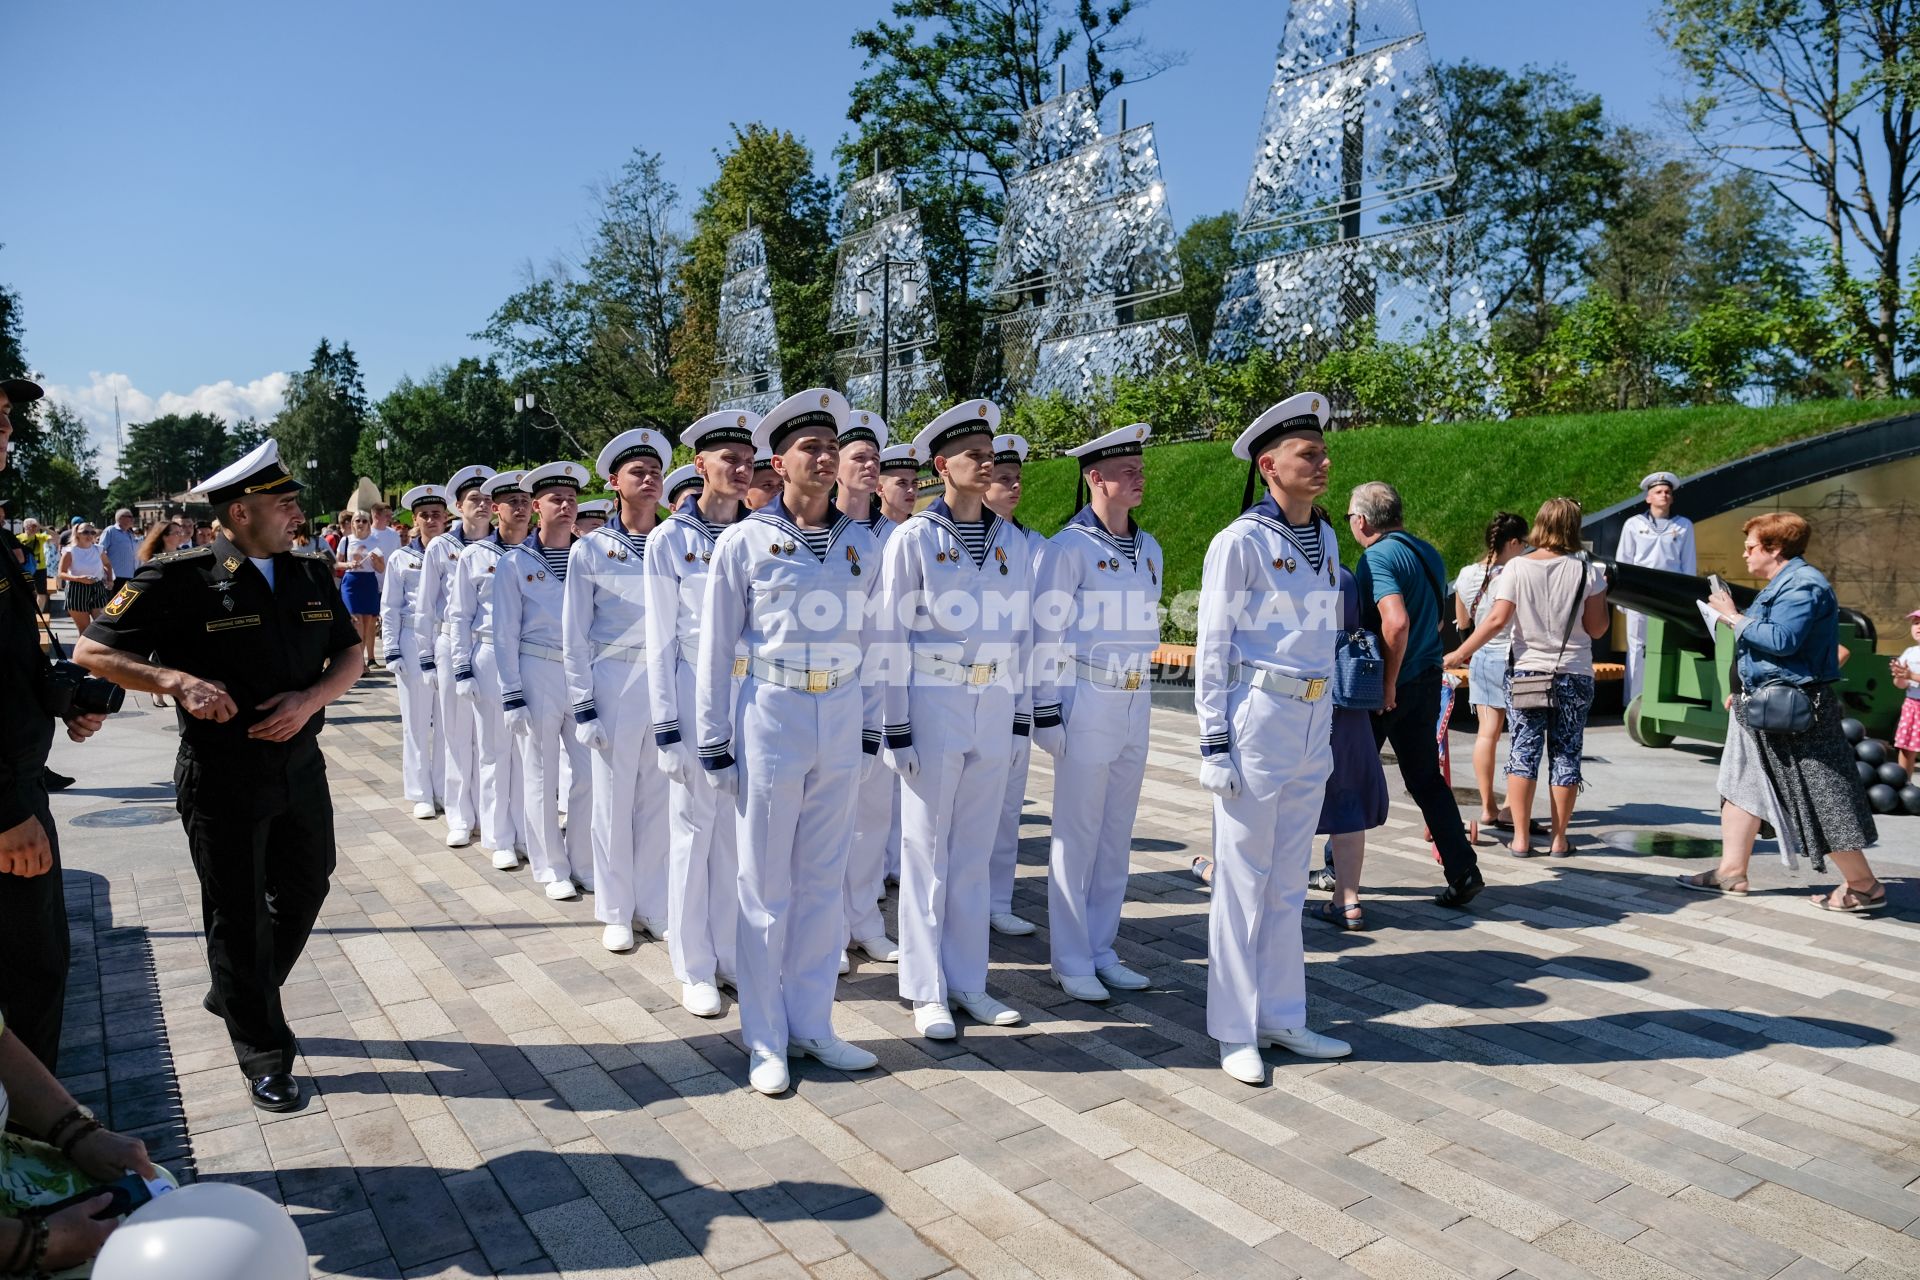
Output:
top-left (684, 552), bottom-right (696, 563)
top-left (783, 541), bottom-right (795, 555)
top-left (936, 551), bottom-right (947, 563)
top-left (994, 547), bottom-right (1008, 576)
top-left (846, 546), bottom-right (861, 576)
top-left (1285, 557), bottom-right (1297, 573)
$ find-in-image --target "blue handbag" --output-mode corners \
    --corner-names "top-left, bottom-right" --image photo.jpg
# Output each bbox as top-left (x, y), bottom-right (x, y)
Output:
top-left (1333, 629), bottom-right (1386, 710)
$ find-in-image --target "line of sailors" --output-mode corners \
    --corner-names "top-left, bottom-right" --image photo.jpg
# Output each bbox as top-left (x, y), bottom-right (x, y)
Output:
top-left (381, 387), bottom-right (1355, 1090)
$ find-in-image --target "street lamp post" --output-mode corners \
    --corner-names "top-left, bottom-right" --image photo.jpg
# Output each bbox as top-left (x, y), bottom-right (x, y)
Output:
top-left (513, 388), bottom-right (588, 464)
top-left (376, 435), bottom-right (389, 493)
top-left (853, 261), bottom-right (921, 424)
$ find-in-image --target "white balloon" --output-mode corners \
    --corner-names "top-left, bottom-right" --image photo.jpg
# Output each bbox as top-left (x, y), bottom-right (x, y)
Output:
top-left (93, 1182), bottom-right (308, 1280)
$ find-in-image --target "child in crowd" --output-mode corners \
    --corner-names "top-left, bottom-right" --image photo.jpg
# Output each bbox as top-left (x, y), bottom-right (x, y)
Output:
top-left (1894, 608), bottom-right (1920, 773)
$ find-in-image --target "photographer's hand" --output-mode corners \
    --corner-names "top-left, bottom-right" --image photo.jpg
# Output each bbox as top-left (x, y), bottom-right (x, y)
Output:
top-left (63, 712), bottom-right (107, 743)
top-left (0, 814), bottom-right (53, 877)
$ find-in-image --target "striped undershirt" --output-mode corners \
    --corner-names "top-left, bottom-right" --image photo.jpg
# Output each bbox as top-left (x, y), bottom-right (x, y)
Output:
top-left (1113, 531), bottom-right (1137, 565)
top-left (538, 545), bottom-right (571, 581)
top-left (955, 520), bottom-right (989, 567)
top-left (1288, 519), bottom-right (1323, 572)
top-left (613, 528), bottom-right (648, 562)
top-left (798, 527), bottom-right (833, 560)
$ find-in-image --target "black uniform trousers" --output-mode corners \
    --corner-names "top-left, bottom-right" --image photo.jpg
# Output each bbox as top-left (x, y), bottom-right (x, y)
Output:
top-left (176, 736), bottom-right (336, 1077)
top-left (1370, 668), bottom-right (1481, 889)
top-left (0, 786), bottom-right (68, 1073)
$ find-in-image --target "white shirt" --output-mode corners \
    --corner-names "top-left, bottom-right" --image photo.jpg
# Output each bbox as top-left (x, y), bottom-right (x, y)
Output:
top-left (1453, 560), bottom-right (1512, 660)
top-left (1494, 555), bottom-right (1608, 677)
top-left (563, 519), bottom-right (654, 725)
top-left (1617, 512), bottom-right (1696, 577)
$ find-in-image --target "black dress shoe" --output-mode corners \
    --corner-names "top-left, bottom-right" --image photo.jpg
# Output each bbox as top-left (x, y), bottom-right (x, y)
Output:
top-left (248, 1072), bottom-right (303, 1112)
top-left (202, 990), bottom-right (221, 1016)
top-left (1434, 873), bottom-right (1485, 909)
top-left (43, 767), bottom-right (74, 791)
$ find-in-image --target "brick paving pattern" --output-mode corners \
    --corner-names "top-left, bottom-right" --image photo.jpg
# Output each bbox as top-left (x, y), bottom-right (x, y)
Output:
top-left (57, 679), bottom-right (1920, 1278)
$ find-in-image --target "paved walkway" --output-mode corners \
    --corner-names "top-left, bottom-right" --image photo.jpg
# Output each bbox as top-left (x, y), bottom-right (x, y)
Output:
top-left (47, 666), bottom-right (1920, 1279)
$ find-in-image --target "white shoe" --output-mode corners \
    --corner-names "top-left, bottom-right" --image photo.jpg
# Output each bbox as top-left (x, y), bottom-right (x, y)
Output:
top-left (636, 917), bottom-right (669, 943)
top-left (989, 912), bottom-right (1035, 936)
top-left (412, 801), bottom-right (437, 820)
top-left (1051, 971), bottom-right (1110, 1002)
top-left (914, 1002), bottom-right (956, 1040)
top-left (601, 924), bottom-right (635, 952)
top-left (1221, 1042), bottom-right (1266, 1085)
top-left (749, 1050), bottom-right (790, 1096)
top-left (788, 1036), bottom-right (878, 1071)
top-left (490, 847), bottom-right (520, 870)
top-left (682, 981), bottom-right (723, 1017)
top-left (854, 936), bottom-right (899, 963)
top-left (446, 830), bottom-right (472, 848)
top-left (950, 990), bottom-right (1021, 1027)
top-left (544, 879), bottom-right (578, 901)
top-left (1259, 1026), bottom-right (1353, 1060)
top-left (1095, 963), bottom-right (1151, 991)
top-left (838, 952), bottom-right (851, 975)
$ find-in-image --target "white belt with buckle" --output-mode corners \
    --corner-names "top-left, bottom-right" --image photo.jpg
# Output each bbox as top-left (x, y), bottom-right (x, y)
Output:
top-left (749, 655), bottom-right (845, 694)
top-left (595, 641), bottom-right (646, 664)
top-left (680, 637), bottom-right (748, 677)
top-left (1232, 663), bottom-right (1329, 703)
top-left (521, 641), bottom-right (564, 663)
top-left (1075, 656), bottom-right (1150, 692)
top-left (912, 651), bottom-right (1001, 687)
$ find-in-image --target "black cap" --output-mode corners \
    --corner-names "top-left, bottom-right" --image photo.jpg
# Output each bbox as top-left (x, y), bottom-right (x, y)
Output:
top-left (0, 377), bottom-right (44, 405)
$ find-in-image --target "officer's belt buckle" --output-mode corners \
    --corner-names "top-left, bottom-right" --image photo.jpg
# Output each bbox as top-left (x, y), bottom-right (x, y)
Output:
top-left (806, 670), bottom-right (833, 694)
top-left (731, 657), bottom-right (749, 678)
top-left (1303, 677), bottom-right (1328, 702)
top-left (1123, 670), bottom-right (1143, 692)
top-left (967, 662), bottom-right (995, 687)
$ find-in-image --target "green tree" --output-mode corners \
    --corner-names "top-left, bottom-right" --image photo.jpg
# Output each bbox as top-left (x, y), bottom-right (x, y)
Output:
top-left (675, 125), bottom-right (835, 416)
top-left (271, 339), bottom-right (370, 517)
top-left (357, 358), bottom-right (521, 486)
top-left (1137, 211), bottom-right (1242, 356)
top-left (104, 412), bottom-right (231, 514)
top-left (1660, 0), bottom-right (1920, 395)
top-left (8, 402), bottom-right (104, 526)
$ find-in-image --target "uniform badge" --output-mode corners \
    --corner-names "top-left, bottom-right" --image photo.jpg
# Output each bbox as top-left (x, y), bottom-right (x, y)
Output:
top-left (770, 542), bottom-right (782, 555)
top-left (222, 555), bottom-right (242, 572)
top-left (846, 546), bottom-right (861, 576)
top-left (1285, 557), bottom-right (1297, 573)
top-left (783, 541), bottom-right (795, 555)
top-left (487, 565), bottom-right (495, 574)
top-left (1273, 558), bottom-right (1284, 570)
top-left (222, 594), bottom-right (235, 612)
top-left (684, 552), bottom-right (695, 563)
top-left (103, 584), bottom-right (141, 618)
top-left (1148, 558), bottom-right (1158, 585)
top-left (936, 551), bottom-right (947, 563)
top-left (994, 547), bottom-right (1008, 576)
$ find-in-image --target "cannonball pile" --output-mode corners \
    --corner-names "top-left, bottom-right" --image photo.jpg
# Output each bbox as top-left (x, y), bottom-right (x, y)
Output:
top-left (1843, 718), bottom-right (1920, 816)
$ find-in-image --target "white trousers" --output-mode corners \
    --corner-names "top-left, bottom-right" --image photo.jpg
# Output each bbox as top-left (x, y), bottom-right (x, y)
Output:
top-left (518, 654), bottom-right (591, 886)
top-left (667, 667), bottom-right (738, 984)
top-left (897, 684), bottom-right (1014, 1004)
top-left (435, 633), bottom-right (479, 839)
top-left (1625, 610), bottom-right (1649, 701)
top-left (1206, 690), bottom-right (1333, 1044)
top-left (1046, 692), bottom-right (1151, 978)
top-left (471, 642), bottom-right (524, 854)
top-left (988, 733), bottom-right (1031, 915)
top-left (843, 756), bottom-right (898, 944)
top-left (396, 630), bottom-right (441, 806)
top-left (588, 657), bottom-right (669, 929)
top-left (732, 678), bottom-right (862, 1057)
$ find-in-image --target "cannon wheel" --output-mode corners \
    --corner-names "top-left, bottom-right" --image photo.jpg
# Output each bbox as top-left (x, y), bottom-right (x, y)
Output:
top-left (1626, 695), bottom-right (1676, 749)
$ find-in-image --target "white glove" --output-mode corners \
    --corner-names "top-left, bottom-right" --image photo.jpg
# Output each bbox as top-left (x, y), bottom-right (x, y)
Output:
top-left (655, 741), bottom-right (694, 784)
top-left (573, 720), bottom-right (609, 753)
top-left (1032, 724), bottom-right (1067, 757)
top-left (883, 744), bottom-right (920, 780)
top-left (1198, 757), bottom-right (1242, 799)
top-left (383, 653), bottom-right (402, 672)
top-left (419, 664), bottom-right (439, 690)
top-left (505, 705), bottom-right (532, 739)
top-left (707, 762), bottom-right (739, 795)
top-left (860, 752), bottom-right (879, 782)
top-left (454, 676), bottom-right (476, 700)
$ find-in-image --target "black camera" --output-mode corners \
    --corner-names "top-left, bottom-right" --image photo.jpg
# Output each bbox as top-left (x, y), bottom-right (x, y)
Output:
top-left (44, 659), bottom-right (126, 718)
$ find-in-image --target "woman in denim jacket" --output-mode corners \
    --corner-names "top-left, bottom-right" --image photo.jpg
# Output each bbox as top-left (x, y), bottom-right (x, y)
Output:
top-left (1702, 512), bottom-right (1880, 911)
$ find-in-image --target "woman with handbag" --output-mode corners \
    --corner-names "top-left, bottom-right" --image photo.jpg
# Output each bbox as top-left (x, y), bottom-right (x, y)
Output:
top-left (1444, 498), bottom-right (1608, 857)
top-left (1694, 513), bottom-right (1881, 911)
top-left (1453, 512), bottom-right (1528, 835)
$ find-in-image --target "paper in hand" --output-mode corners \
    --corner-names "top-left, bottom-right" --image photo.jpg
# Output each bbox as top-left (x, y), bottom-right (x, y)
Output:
top-left (1696, 599), bottom-right (1725, 633)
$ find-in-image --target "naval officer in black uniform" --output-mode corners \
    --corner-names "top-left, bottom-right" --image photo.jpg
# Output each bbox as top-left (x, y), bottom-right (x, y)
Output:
top-left (75, 439), bottom-right (363, 1111)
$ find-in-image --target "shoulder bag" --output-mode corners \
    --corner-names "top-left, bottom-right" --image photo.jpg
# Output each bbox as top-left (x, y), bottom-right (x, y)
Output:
top-left (1507, 556), bottom-right (1589, 712)
top-left (1332, 628), bottom-right (1385, 710)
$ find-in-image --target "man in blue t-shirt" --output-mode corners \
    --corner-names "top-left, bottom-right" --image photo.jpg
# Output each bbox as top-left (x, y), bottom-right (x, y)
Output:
top-left (1350, 481), bottom-right (1482, 906)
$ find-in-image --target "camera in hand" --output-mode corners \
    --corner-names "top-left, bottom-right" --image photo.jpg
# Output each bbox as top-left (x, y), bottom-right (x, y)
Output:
top-left (45, 659), bottom-right (126, 717)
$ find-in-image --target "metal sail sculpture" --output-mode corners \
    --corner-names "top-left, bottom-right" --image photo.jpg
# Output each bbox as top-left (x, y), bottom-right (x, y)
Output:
top-left (1211, 0), bottom-right (1494, 417)
top-left (989, 83), bottom-right (1194, 402)
top-left (710, 223), bottom-right (784, 415)
top-left (830, 167), bottom-right (946, 418)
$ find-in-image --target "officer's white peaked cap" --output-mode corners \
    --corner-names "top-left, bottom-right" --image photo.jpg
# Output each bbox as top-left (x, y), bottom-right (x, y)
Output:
top-left (685, 409), bottom-right (760, 453)
top-left (401, 484), bottom-right (449, 511)
top-left (197, 438), bottom-right (302, 505)
top-left (1233, 392), bottom-right (1329, 461)
top-left (596, 429), bottom-right (669, 481)
top-left (914, 399), bottom-right (1000, 460)
top-left (1639, 471), bottom-right (1681, 492)
top-left (754, 388), bottom-right (849, 455)
top-left (446, 465), bottom-right (496, 498)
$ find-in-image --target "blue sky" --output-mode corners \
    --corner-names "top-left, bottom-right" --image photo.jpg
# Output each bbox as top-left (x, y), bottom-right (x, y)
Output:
top-left (10, 1), bottom-right (1677, 475)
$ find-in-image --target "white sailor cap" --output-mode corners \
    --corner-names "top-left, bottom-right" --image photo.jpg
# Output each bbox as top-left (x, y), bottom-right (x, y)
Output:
top-left (878, 443), bottom-right (922, 473)
top-left (663, 463), bottom-right (703, 504)
top-left (991, 434), bottom-right (1030, 466)
top-left (401, 484), bottom-right (450, 511)
top-left (524, 461), bottom-right (589, 496)
top-left (754, 387), bottom-right (849, 456)
top-left (1233, 392), bottom-right (1328, 461)
top-left (1069, 423), bottom-right (1149, 467)
top-left (914, 398), bottom-right (999, 460)
top-left (596, 429), bottom-right (669, 480)
top-left (480, 469), bottom-right (528, 499)
top-left (195, 438), bottom-right (302, 505)
top-left (752, 447), bottom-right (775, 471)
top-left (1639, 471), bottom-right (1681, 493)
top-left (841, 409), bottom-right (888, 449)
top-left (446, 465), bottom-right (496, 498)
top-left (575, 499), bottom-right (613, 518)
top-left (685, 409), bottom-right (759, 453)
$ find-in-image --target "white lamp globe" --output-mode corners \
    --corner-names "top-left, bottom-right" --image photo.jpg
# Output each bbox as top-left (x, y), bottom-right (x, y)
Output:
top-left (93, 1182), bottom-right (308, 1280)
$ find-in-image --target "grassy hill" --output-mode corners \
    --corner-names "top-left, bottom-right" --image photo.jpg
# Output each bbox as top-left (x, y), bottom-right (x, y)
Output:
top-left (1013, 399), bottom-right (1911, 641)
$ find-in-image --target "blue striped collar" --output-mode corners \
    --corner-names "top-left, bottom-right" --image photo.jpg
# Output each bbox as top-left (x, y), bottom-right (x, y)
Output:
top-left (748, 493), bottom-right (853, 562)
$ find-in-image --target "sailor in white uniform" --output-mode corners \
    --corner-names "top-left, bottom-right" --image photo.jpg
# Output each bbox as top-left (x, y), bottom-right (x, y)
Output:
top-left (1031, 424), bottom-right (1162, 1001)
top-left (878, 400), bottom-right (1034, 1040)
top-left (494, 462), bottom-right (593, 899)
top-left (648, 415), bottom-right (755, 1017)
top-left (1615, 470), bottom-right (1696, 700)
top-left (450, 470), bottom-right (534, 869)
top-left (745, 447), bottom-right (780, 511)
top-left (1196, 393), bottom-right (1354, 1085)
top-left (574, 498), bottom-right (612, 537)
top-left (873, 443), bottom-right (920, 885)
top-left (835, 410), bottom-right (903, 969)
top-left (382, 484), bottom-right (451, 820)
top-left (984, 433), bottom-right (1043, 939)
top-left (695, 388), bottom-right (883, 1094)
top-left (564, 431), bottom-right (671, 949)
top-left (415, 465), bottom-right (494, 847)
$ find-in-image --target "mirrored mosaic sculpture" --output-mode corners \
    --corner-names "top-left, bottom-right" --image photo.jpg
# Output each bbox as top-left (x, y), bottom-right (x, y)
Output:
top-left (711, 225), bottom-right (784, 415)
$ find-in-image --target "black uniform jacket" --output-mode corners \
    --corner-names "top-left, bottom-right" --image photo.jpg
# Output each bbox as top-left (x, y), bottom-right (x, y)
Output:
top-left (84, 534), bottom-right (359, 755)
top-left (0, 526), bottom-right (56, 829)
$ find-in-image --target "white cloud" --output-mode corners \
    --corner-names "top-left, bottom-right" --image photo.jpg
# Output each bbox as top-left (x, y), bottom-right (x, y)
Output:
top-left (42, 370), bottom-right (291, 479)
